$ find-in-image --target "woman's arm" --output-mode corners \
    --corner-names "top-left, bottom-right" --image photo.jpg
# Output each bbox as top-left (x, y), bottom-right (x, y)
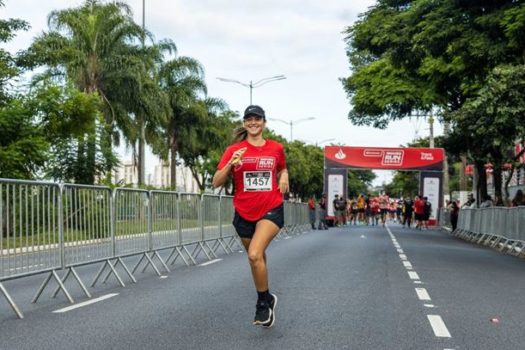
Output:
top-left (212, 147), bottom-right (247, 188)
top-left (277, 169), bottom-right (289, 194)
top-left (212, 162), bottom-right (233, 188)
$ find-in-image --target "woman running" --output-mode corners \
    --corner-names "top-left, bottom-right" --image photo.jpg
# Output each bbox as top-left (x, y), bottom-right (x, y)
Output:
top-left (212, 105), bottom-right (289, 328)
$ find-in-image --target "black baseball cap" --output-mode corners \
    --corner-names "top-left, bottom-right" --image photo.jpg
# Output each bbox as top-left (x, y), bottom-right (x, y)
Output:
top-left (243, 105), bottom-right (265, 120)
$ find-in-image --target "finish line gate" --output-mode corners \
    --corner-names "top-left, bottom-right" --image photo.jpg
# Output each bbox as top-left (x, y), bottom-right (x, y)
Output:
top-left (324, 146), bottom-right (445, 225)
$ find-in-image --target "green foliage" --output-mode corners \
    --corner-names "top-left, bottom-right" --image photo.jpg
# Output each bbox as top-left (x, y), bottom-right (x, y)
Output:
top-left (348, 170), bottom-right (376, 197)
top-left (383, 171), bottom-right (419, 198)
top-left (19, 0), bottom-right (171, 183)
top-left (344, 0), bottom-right (525, 198)
top-left (0, 98), bottom-right (48, 178)
top-left (284, 141), bottom-right (324, 200)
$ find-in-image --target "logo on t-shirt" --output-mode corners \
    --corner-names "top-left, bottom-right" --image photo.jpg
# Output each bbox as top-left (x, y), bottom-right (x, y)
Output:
top-left (257, 157), bottom-right (275, 170)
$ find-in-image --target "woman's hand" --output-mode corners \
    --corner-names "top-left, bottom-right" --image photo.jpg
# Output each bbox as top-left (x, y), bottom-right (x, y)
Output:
top-left (278, 170), bottom-right (289, 194)
top-left (230, 147), bottom-right (247, 166)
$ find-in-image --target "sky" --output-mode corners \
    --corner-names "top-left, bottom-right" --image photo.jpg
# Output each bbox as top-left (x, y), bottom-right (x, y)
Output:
top-left (3, 0), bottom-right (443, 185)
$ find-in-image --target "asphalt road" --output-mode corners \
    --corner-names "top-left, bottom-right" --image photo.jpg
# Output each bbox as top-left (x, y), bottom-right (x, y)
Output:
top-left (1, 223), bottom-right (524, 350)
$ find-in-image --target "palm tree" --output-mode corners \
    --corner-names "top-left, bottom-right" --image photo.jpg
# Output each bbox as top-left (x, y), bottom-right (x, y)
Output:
top-left (20, 0), bottom-right (171, 183)
top-left (158, 56), bottom-right (207, 189)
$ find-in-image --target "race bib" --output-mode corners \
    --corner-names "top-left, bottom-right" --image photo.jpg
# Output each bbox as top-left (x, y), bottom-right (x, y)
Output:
top-left (244, 171), bottom-right (272, 192)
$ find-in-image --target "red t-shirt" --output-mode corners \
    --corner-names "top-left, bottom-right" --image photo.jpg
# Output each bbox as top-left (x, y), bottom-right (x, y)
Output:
top-left (414, 199), bottom-right (425, 214)
top-left (218, 139), bottom-right (286, 221)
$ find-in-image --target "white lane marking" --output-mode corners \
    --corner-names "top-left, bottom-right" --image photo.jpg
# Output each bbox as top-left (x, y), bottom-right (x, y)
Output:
top-left (403, 261), bottom-right (413, 269)
top-left (414, 281), bottom-right (423, 284)
top-left (415, 288), bottom-right (431, 301)
top-left (397, 249), bottom-right (404, 253)
top-left (399, 254), bottom-right (407, 260)
top-left (53, 293), bottom-right (118, 313)
top-left (408, 271), bottom-right (420, 280)
top-left (360, 235), bottom-right (366, 238)
top-left (160, 276), bottom-right (168, 279)
top-left (199, 258), bottom-right (222, 266)
top-left (424, 304), bottom-right (435, 308)
top-left (427, 315), bottom-right (451, 338)
top-left (393, 244), bottom-right (401, 249)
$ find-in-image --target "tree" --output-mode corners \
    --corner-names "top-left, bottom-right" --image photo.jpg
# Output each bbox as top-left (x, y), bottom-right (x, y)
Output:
top-left (0, 99), bottom-right (48, 179)
top-left (343, 0), bottom-right (525, 200)
top-left (348, 170), bottom-right (376, 197)
top-left (19, 0), bottom-right (170, 183)
top-left (177, 98), bottom-right (229, 192)
top-left (0, 0), bottom-right (29, 106)
top-left (448, 64), bottom-right (525, 205)
top-left (158, 56), bottom-right (207, 189)
top-left (284, 140), bottom-right (324, 200)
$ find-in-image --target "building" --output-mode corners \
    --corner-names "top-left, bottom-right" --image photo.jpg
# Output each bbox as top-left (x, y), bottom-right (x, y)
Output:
top-left (114, 157), bottom-right (201, 193)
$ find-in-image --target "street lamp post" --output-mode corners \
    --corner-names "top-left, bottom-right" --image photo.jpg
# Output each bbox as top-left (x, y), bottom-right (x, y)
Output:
top-left (268, 117), bottom-right (316, 141)
top-left (216, 75), bottom-right (286, 105)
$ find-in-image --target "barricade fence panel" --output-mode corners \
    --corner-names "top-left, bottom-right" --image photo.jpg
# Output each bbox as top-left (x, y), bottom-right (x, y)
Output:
top-left (1, 177), bottom-right (314, 282)
top-left (451, 207), bottom-right (525, 247)
top-left (151, 191), bottom-right (180, 250)
top-left (202, 195), bottom-right (220, 241)
top-left (62, 185), bottom-right (112, 266)
top-left (0, 180), bottom-right (62, 280)
top-left (114, 188), bottom-right (149, 257)
top-left (178, 193), bottom-right (202, 245)
top-left (220, 195), bottom-right (235, 239)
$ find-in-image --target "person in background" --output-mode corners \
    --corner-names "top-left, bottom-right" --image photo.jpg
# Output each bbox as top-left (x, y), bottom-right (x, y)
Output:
top-left (462, 193), bottom-right (476, 208)
top-left (318, 194), bottom-right (329, 230)
top-left (423, 196), bottom-right (432, 229)
top-left (479, 194), bottom-right (494, 208)
top-left (212, 104), bottom-right (288, 328)
top-left (511, 189), bottom-right (525, 207)
top-left (450, 201), bottom-right (459, 231)
top-left (336, 195), bottom-right (347, 226)
top-left (307, 196), bottom-right (317, 230)
top-left (357, 194), bottom-right (366, 224)
top-left (414, 195), bottom-right (425, 230)
top-left (403, 197), bottom-right (414, 228)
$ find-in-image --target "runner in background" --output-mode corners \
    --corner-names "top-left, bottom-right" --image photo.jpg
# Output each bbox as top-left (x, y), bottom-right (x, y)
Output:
top-left (212, 105), bottom-right (288, 328)
top-left (396, 198), bottom-right (404, 223)
top-left (379, 192), bottom-right (389, 226)
top-left (318, 194), bottom-right (329, 230)
top-left (414, 195), bottom-right (425, 230)
top-left (357, 194), bottom-right (366, 224)
top-left (307, 196), bottom-right (316, 230)
top-left (423, 196), bottom-right (432, 229)
top-left (403, 197), bottom-right (414, 228)
top-left (350, 197), bottom-right (358, 225)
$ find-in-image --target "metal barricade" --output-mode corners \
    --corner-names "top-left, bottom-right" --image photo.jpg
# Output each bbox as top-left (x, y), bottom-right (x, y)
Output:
top-left (62, 184), bottom-right (112, 266)
top-left (1, 179), bottom-right (62, 280)
top-left (219, 195), bottom-right (240, 252)
top-left (150, 191), bottom-right (180, 250)
top-left (178, 193), bottom-right (202, 245)
top-left (219, 195), bottom-right (235, 239)
top-left (114, 188), bottom-right (150, 256)
top-left (202, 194), bottom-right (220, 241)
top-left (0, 179), bottom-right (62, 318)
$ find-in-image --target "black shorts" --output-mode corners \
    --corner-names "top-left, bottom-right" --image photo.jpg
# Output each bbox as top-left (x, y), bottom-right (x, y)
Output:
top-left (233, 204), bottom-right (284, 239)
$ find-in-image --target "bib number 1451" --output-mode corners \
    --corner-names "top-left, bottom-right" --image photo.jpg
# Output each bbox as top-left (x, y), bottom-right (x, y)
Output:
top-left (244, 171), bottom-right (272, 192)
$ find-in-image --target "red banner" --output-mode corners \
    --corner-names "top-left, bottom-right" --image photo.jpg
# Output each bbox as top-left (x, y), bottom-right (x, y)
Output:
top-left (324, 146), bottom-right (444, 171)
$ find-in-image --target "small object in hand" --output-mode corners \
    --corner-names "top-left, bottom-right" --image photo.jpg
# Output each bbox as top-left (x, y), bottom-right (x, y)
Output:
top-left (232, 147), bottom-right (247, 165)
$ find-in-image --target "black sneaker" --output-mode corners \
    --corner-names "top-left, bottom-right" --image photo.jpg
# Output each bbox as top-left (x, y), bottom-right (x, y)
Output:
top-left (253, 300), bottom-right (271, 325)
top-left (261, 293), bottom-right (278, 328)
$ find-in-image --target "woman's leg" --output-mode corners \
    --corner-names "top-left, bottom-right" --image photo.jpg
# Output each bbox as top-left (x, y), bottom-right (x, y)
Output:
top-left (245, 220), bottom-right (280, 292)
